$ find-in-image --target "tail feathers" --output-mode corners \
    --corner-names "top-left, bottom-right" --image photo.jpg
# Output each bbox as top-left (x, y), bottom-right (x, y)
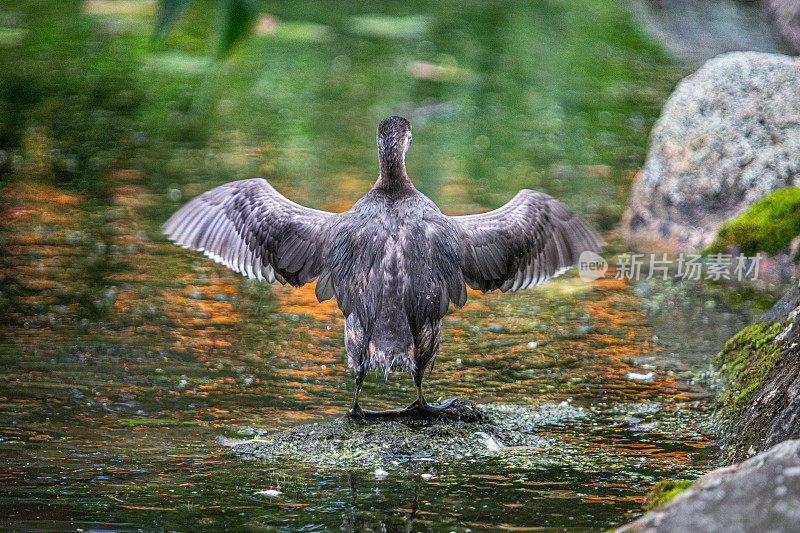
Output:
top-left (367, 307), bottom-right (416, 375)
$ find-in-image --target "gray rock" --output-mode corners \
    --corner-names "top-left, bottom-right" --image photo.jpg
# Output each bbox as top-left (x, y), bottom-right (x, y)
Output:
top-left (615, 439), bottom-right (800, 533)
top-left (622, 52), bottom-right (800, 253)
top-left (629, 0), bottom-right (784, 65)
top-left (765, 0), bottom-right (800, 54)
top-left (731, 325), bottom-right (800, 457)
top-left (761, 280), bottom-right (800, 323)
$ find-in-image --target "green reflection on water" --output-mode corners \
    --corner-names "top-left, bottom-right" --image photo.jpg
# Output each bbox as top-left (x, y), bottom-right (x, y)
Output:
top-left (0, 0), bottom-right (764, 531)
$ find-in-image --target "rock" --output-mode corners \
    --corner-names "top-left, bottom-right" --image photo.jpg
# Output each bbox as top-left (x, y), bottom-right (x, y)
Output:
top-left (476, 431), bottom-right (504, 451)
top-left (715, 285), bottom-right (800, 463)
top-left (761, 280), bottom-right (800, 323)
top-left (764, 0), bottom-right (800, 54)
top-left (629, 0), bottom-right (784, 65)
top-left (641, 479), bottom-right (692, 511)
top-left (623, 293), bottom-right (800, 533)
top-left (622, 52), bottom-right (800, 254)
top-left (223, 399), bottom-right (590, 471)
top-left (614, 440), bottom-right (800, 533)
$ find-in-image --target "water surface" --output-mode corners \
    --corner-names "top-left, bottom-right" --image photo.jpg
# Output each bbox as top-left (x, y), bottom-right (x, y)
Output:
top-left (0, 0), bottom-right (771, 531)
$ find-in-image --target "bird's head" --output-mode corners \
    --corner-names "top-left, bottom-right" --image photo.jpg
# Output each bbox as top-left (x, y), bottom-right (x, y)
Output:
top-left (377, 115), bottom-right (412, 156)
top-left (376, 116), bottom-right (412, 181)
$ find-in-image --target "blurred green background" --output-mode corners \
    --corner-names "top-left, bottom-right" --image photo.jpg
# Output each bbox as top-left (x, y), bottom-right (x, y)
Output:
top-left (0, 0), bottom-right (683, 225)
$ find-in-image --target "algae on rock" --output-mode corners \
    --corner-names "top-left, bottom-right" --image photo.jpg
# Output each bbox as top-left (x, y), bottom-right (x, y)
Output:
top-left (715, 321), bottom-right (788, 416)
top-left (642, 479), bottom-right (692, 511)
top-left (222, 399), bottom-right (591, 471)
top-left (708, 186), bottom-right (800, 256)
top-left (615, 440), bottom-right (800, 533)
top-left (713, 281), bottom-right (800, 464)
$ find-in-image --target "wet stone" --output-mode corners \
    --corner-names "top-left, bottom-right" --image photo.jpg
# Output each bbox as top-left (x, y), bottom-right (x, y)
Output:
top-left (616, 440), bottom-right (800, 533)
top-left (223, 399), bottom-right (589, 470)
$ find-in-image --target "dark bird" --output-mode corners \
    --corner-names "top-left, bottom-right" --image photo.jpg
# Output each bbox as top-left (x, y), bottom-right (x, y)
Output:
top-left (163, 116), bottom-right (603, 418)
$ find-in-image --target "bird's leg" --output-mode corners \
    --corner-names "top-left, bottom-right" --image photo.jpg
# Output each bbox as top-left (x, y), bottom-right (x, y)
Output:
top-left (347, 368), bottom-right (415, 418)
top-left (347, 368), bottom-right (454, 419)
top-left (404, 369), bottom-right (457, 413)
top-left (406, 378), bottom-right (426, 410)
top-left (346, 368), bottom-right (366, 419)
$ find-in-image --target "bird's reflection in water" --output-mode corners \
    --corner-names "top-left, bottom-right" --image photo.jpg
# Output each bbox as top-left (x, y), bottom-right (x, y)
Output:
top-left (340, 473), bottom-right (425, 533)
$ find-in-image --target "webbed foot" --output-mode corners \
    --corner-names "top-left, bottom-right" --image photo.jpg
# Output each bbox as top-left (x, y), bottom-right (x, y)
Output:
top-left (346, 404), bottom-right (366, 419)
top-left (347, 405), bottom-right (408, 419)
top-left (346, 399), bottom-right (457, 420)
top-left (403, 397), bottom-right (456, 414)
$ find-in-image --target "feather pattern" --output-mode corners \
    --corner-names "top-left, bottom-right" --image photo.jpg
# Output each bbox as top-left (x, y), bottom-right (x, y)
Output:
top-left (451, 189), bottom-right (604, 292)
top-left (327, 188), bottom-right (465, 374)
top-left (162, 178), bottom-right (334, 289)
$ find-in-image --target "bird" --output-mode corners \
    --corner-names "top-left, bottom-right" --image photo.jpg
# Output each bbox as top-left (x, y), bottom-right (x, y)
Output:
top-left (162, 116), bottom-right (603, 419)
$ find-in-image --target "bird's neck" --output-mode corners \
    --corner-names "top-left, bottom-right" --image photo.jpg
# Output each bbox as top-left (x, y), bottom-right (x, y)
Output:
top-left (375, 150), bottom-right (412, 191)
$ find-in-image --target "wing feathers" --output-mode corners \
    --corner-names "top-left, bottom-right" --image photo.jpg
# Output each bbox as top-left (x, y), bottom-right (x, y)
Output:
top-left (452, 190), bottom-right (603, 292)
top-left (163, 178), bottom-right (335, 294)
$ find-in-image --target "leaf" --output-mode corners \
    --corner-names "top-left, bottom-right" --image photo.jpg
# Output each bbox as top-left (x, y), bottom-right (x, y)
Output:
top-left (154, 0), bottom-right (190, 41)
top-left (216, 0), bottom-right (258, 58)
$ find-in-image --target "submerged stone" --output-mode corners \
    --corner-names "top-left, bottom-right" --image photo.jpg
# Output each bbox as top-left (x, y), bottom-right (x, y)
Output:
top-left (221, 399), bottom-right (589, 470)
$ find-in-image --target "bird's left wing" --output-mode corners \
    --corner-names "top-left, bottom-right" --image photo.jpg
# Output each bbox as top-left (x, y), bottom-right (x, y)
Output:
top-left (162, 178), bottom-right (335, 291)
top-left (450, 189), bottom-right (603, 292)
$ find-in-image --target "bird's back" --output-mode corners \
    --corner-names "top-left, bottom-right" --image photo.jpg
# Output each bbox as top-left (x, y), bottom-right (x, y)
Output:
top-left (327, 188), bottom-right (464, 373)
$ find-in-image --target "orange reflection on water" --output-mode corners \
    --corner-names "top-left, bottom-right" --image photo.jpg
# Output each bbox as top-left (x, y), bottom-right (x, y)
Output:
top-left (272, 282), bottom-right (340, 321)
top-left (583, 274), bottom-right (679, 401)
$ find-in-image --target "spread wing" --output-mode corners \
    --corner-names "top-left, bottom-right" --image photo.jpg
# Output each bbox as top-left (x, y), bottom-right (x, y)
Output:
top-left (162, 178), bottom-right (335, 288)
top-left (451, 189), bottom-right (603, 292)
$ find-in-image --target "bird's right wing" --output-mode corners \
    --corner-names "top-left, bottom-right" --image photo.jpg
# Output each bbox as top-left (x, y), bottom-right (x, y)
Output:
top-left (162, 178), bottom-right (336, 296)
top-left (451, 189), bottom-right (603, 292)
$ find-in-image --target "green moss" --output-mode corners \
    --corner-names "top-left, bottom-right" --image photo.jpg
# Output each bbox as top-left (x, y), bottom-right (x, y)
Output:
top-left (708, 187), bottom-right (800, 255)
top-left (228, 400), bottom-right (594, 471)
top-left (642, 480), bottom-right (692, 511)
top-left (715, 321), bottom-right (788, 417)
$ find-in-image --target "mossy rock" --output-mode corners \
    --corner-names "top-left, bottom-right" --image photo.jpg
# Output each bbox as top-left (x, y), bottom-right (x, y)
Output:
top-left (715, 321), bottom-right (788, 416)
top-left (616, 441), bottom-right (800, 532)
top-left (642, 479), bottom-right (692, 511)
top-left (708, 186), bottom-right (800, 256)
top-left (220, 399), bottom-right (591, 471)
top-left (713, 316), bottom-right (800, 464)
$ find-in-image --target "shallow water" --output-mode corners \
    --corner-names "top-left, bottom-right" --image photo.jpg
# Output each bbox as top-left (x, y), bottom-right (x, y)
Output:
top-left (0, 189), bottom-right (765, 530)
top-left (0, 0), bottom-right (775, 531)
